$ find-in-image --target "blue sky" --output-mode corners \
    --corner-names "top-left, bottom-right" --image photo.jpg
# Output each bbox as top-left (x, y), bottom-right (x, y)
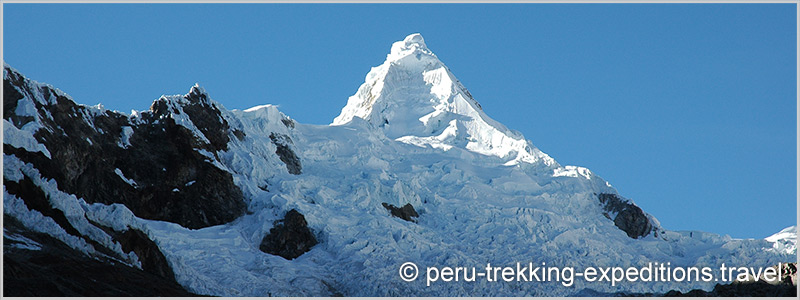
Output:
top-left (3, 4), bottom-right (796, 239)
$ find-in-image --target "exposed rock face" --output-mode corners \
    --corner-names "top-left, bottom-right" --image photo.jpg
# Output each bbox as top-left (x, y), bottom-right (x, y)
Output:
top-left (3, 215), bottom-right (196, 296)
top-left (269, 133), bottom-right (302, 175)
top-left (597, 193), bottom-right (652, 239)
top-left (775, 262), bottom-right (797, 285)
top-left (259, 209), bottom-right (317, 260)
top-left (381, 203), bottom-right (419, 222)
top-left (3, 65), bottom-right (250, 295)
top-left (173, 86), bottom-right (233, 151)
top-left (3, 66), bottom-right (245, 229)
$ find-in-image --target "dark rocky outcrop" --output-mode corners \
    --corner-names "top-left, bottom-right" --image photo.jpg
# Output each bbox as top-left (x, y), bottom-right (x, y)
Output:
top-left (85, 218), bottom-right (178, 282)
top-left (115, 229), bottom-right (176, 281)
top-left (597, 193), bottom-right (652, 239)
top-left (664, 263), bottom-right (797, 297)
top-left (775, 262), bottom-right (797, 285)
top-left (269, 133), bottom-right (302, 175)
top-left (259, 209), bottom-right (318, 260)
top-left (3, 65), bottom-right (248, 295)
top-left (665, 279), bottom-right (797, 297)
top-left (179, 85), bottom-right (233, 151)
top-left (3, 66), bottom-right (245, 229)
top-left (281, 117), bottom-right (295, 129)
top-left (3, 215), bottom-right (196, 297)
top-left (382, 203), bottom-right (419, 222)
top-left (575, 288), bottom-right (656, 297)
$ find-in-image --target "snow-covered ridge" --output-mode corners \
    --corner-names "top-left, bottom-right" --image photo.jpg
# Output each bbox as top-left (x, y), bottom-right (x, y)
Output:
top-left (765, 226), bottom-right (797, 255)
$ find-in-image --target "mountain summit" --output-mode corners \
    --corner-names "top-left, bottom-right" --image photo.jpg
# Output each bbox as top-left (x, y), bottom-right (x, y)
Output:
top-left (333, 33), bottom-right (554, 166)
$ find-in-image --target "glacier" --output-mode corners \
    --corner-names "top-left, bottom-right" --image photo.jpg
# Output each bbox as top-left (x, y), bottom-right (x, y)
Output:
top-left (3, 33), bottom-right (796, 296)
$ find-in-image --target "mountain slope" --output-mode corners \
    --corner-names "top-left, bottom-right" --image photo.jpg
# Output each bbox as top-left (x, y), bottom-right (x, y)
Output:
top-left (3, 34), bottom-right (796, 296)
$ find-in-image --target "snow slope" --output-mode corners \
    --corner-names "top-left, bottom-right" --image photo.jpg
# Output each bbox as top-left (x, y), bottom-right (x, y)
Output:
top-left (765, 226), bottom-right (797, 256)
top-left (3, 34), bottom-right (796, 296)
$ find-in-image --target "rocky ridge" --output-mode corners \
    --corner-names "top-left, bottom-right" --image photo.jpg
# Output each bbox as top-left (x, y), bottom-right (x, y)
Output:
top-left (3, 63), bottom-right (304, 295)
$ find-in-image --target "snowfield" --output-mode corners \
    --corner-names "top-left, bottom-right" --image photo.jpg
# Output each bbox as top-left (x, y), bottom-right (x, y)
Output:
top-left (3, 34), bottom-right (796, 296)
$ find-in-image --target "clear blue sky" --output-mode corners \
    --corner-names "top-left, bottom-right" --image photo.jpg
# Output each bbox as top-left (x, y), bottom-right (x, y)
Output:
top-left (3, 4), bottom-right (796, 239)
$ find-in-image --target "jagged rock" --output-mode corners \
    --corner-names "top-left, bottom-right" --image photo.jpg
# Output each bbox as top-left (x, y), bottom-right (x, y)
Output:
top-left (259, 209), bottom-right (317, 260)
top-left (777, 262), bottom-right (797, 285)
top-left (597, 193), bottom-right (652, 239)
top-left (381, 203), bottom-right (419, 222)
top-left (3, 66), bottom-right (246, 229)
top-left (153, 85), bottom-right (232, 152)
top-left (269, 133), bottom-right (302, 175)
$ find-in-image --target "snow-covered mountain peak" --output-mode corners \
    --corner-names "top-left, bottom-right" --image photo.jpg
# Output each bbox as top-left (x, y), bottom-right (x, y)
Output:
top-left (386, 33), bottom-right (437, 64)
top-left (157, 83), bottom-right (214, 106)
top-left (394, 33), bottom-right (428, 52)
top-left (333, 33), bottom-right (556, 167)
